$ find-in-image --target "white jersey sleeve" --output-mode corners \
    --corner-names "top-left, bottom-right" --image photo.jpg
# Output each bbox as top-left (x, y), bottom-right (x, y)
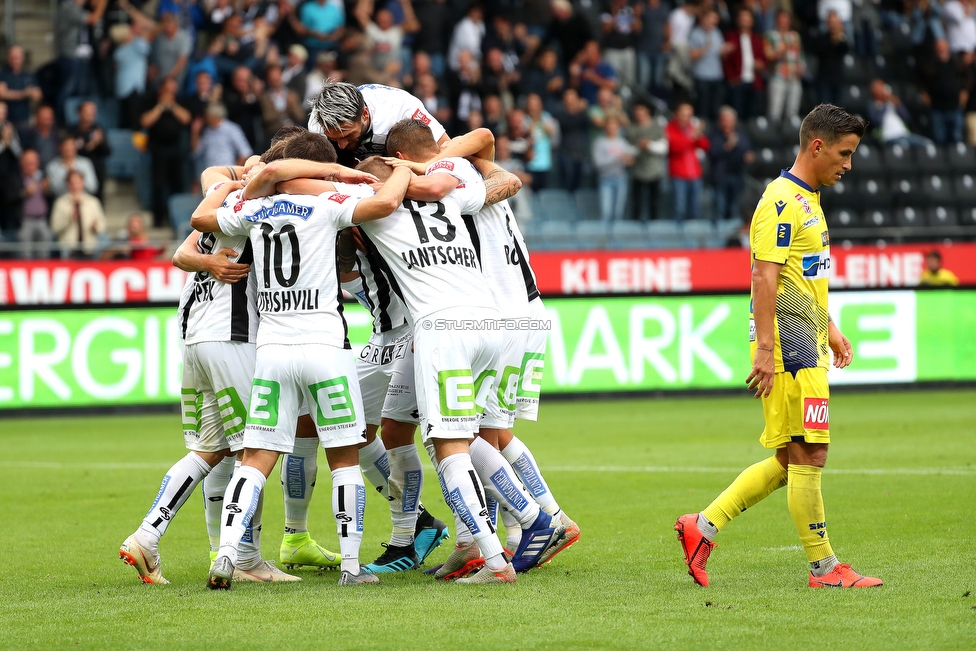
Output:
top-left (359, 84), bottom-right (446, 146)
top-left (425, 157), bottom-right (486, 215)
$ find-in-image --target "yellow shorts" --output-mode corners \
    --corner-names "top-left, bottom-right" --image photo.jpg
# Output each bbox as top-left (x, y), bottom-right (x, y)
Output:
top-left (759, 367), bottom-right (830, 449)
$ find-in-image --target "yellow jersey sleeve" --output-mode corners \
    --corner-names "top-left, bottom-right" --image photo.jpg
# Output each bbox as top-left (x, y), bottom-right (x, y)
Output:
top-left (750, 189), bottom-right (795, 266)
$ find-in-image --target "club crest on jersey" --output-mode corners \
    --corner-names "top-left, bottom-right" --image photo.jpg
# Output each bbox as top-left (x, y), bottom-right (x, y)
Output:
top-left (803, 398), bottom-right (829, 430)
top-left (245, 200), bottom-right (313, 222)
top-left (411, 108), bottom-right (432, 125)
top-left (429, 160), bottom-right (454, 172)
top-left (329, 193), bottom-right (351, 204)
top-left (234, 197), bottom-right (245, 212)
top-left (776, 223), bottom-right (792, 247)
top-left (794, 193), bottom-right (812, 214)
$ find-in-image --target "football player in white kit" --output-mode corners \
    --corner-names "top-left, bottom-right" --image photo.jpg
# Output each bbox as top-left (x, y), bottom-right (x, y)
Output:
top-left (191, 136), bottom-right (412, 588)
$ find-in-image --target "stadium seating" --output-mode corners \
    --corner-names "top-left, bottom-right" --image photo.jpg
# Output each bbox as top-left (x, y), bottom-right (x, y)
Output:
top-left (168, 193), bottom-right (199, 239)
top-left (574, 188), bottom-right (600, 221)
top-left (575, 220), bottom-right (608, 250)
top-left (609, 220), bottom-right (645, 249)
top-left (64, 96), bottom-right (119, 129)
top-left (830, 207), bottom-right (860, 228)
top-left (105, 129), bottom-right (139, 180)
top-left (916, 144), bottom-right (948, 175)
top-left (947, 142), bottom-right (976, 174)
top-left (928, 206), bottom-right (957, 227)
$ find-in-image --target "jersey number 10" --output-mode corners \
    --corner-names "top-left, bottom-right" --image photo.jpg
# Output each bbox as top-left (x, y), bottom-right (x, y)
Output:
top-left (259, 223), bottom-right (301, 288)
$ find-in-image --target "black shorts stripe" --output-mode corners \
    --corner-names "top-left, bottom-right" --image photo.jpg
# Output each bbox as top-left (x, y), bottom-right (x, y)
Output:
top-left (461, 214), bottom-right (482, 266)
top-left (180, 285), bottom-right (196, 341)
top-left (230, 239), bottom-right (254, 342)
top-left (334, 233), bottom-right (351, 350)
top-left (359, 229), bottom-right (406, 325)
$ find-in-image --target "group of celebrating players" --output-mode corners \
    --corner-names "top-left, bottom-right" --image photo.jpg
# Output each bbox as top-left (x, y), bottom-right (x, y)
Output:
top-left (120, 80), bottom-right (579, 587)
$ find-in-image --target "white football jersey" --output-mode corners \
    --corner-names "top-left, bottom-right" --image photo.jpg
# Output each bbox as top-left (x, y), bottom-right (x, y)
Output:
top-left (341, 248), bottom-right (410, 334)
top-left (308, 84), bottom-right (445, 157)
top-left (179, 187), bottom-right (259, 345)
top-left (216, 190), bottom-right (358, 348)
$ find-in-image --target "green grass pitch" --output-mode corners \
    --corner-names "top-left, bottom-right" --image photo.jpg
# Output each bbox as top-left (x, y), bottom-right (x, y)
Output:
top-left (1, 389), bottom-right (974, 650)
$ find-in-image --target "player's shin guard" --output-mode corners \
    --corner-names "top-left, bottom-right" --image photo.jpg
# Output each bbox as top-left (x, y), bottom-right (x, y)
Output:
top-left (470, 437), bottom-right (541, 529)
top-left (501, 507), bottom-right (521, 550)
top-left (439, 453), bottom-right (506, 570)
top-left (387, 444), bottom-right (424, 547)
top-left (203, 455), bottom-right (235, 551)
top-left (140, 452), bottom-right (212, 545)
top-left (701, 455), bottom-right (788, 536)
top-left (281, 437), bottom-right (319, 534)
top-left (217, 465), bottom-right (265, 566)
top-left (501, 435), bottom-right (560, 515)
top-left (359, 436), bottom-right (391, 502)
top-left (787, 464), bottom-right (835, 571)
top-left (332, 466), bottom-right (367, 574)
top-left (238, 487), bottom-right (264, 568)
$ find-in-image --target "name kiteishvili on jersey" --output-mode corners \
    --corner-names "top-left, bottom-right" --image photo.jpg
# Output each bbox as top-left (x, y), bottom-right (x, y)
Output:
top-left (258, 289), bottom-right (321, 312)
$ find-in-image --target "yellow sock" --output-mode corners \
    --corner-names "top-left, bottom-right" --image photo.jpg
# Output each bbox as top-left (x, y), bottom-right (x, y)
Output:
top-left (787, 464), bottom-right (834, 563)
top-left (701, 456), bottom-right (788, 532)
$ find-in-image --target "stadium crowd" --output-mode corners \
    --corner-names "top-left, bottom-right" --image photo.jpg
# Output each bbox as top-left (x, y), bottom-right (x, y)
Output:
top-left (1, 0), bottom-right (975, 257)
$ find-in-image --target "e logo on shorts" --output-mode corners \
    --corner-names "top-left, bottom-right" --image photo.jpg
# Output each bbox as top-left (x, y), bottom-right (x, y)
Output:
top-left (803, 397), bottom-right (829, 430)
top-left (248, 379), bottom-right (280, 426)
top-left (309, 377), bottom-right (357, 426)
top-left (517, 353), bottom-right (545, 400)
top-left (438, 369), bottom-right (476, 417)
top-left (216, 386), bottom-right (247, 437)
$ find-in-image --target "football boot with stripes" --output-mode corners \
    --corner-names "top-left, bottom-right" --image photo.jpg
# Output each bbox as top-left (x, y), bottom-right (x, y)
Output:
top-left (511, 512), bottom-right (566, 574)
top-left (364, 543), bottom-right (420, 573)
top-left (537, 511), bottom-right (580, 567)
top-left (413, 507), bottom-right (450, 564)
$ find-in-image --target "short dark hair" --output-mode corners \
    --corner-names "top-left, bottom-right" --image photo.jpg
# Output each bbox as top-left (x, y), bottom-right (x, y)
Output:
top-left (385, 118), bottom-right (438, 159)
top-left (260, 127), bottom-right (309, 163)
top-left (280, 131), bottom-right (337, 163)
top-left (356, 156), bottom-right (393, 182)
top-left (270, 125), bottom-right (306, 147)
top-left (927, 250), bottom-right (942, 261)
top-left (799, 103), bottom-right (867, 148)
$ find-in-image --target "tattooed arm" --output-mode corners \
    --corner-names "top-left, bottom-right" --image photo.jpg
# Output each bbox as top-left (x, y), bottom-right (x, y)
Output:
top-left (469, 157), bottom-right (523, 207)
top-left (200, 165), bottom-right (245, 193)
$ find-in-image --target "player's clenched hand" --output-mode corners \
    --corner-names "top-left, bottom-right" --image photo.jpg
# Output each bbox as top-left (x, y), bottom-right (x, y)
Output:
top-left (381, 156), bottom-right (427, 175)
top-left (331, 168), bottom-right (380, 185)
top-left (828, 321), bottom-right (854, 369)
top-left (745, 349), bottom-right (775, 398)
top-left (207, 248), bottom-right (250, 283)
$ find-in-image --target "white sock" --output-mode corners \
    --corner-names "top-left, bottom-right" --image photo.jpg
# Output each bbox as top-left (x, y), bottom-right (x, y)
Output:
top-left (387, 444), bottom-right (424, 547)
top-left (138, 452), bottom-right (211, 548)
top-left (811, 555), bottom-right (839, 577)
top-left (427, 440), bottom-right (474, 546)
top-left (359, 436), bottom-right (390, 502)
top-left (281, 437), bottom-right (319, 534)
top-left (485, 494), bottom-right (499, 529)
top-left (501, 436), bottom-right (559, 515)
top-left (501, 508), bottom-right (522, 549)
top-left (332, 466), bottom-right (366, 574)
top-left (203, 455), bottom-right (235, 551)
top-left (438, 453), bottom-right (505, 569)
top-left (697, 512), bottom-right (719, 540)
top-left (470, 437), bottom-right (541, 529)
top-left (217, 465), bottom-right (265, 566)
top-left (238, 487), bottom-right (264, 569)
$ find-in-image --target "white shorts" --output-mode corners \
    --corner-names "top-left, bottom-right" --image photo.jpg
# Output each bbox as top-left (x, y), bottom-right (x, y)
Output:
top-left (181, 341), bottom-right (255, 453)
top-left (244, 343), bottom-right (367, 453)
top-left (481, 326), bottom-right (527, 430)
top-left (413, 307), bottom-right (502, 442)
top-left (516, 297), bottom-right (548, 421)
top-left (356, 324), bottom-right (419, 426)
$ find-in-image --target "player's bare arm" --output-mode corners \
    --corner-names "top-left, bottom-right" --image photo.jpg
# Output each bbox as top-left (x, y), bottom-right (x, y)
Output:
top-left (403, 172), bottom-right (459, 202)
top-left (827, 316), bottom-right (854, 369)
top-left (746, 259), bottom-right (780, 398)
top-left (242, 160), bottom-right (379, 199)
top-left (352, 166), bottom-right (413, 223)
top-left (172, 230), bottom-right (250, 283)
top-left (190, 180), bottom-right (243, 232)
top-left (200, 165), bottom-right (245, 193)
top-left (383, 128), bottom-right (496, 172)
top-left (469, 157), bottom-right (523, 207)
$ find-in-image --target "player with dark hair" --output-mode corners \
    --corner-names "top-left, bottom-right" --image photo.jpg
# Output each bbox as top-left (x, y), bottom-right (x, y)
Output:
top-left (675, 104), bottom-right (883, 589)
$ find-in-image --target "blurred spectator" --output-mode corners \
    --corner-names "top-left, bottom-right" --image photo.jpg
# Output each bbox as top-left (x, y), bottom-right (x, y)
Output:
top-left (494, 133), bottom-right (534, 221)
top-left (0, 45), bottom-right (43, 128)
top-left (635, 0), bottom-right (670, 93)
top-left (414, 73), bottom-right (453, 127)
top-left (944, 0), bottom-right (976, 57)
top-left (68, 101), bottom-right (111, 201)
top-left (51, 169), bottom-right (107, 259)
top-left (194, 104), bottom-right (253, 170)
top-left (47, 138), bottom-right (99, 198)
top-left (555, 87), bottom-right (590, 191)
top-left (0, 108), bottom-right (20, 249)
top-left (818, 0), bottom-right (854, 41)
top-left (483, 48), bottom-right (521, 110)
top-left (689, 9), bottom-right (729, 122)
top-left (524, 93), bottom-right (558, 190)
top-left (355, 0), bottom-right (420, 75)
top-left (548, 0), bottom-right (594, 66)
top-left (17, 150), bottom-right (51, 259)
top-left (282, 45), bottom-right (309, 98)
top-left (811, 11), bottom-right (850, 107)
top-left (572, 40), bottom-right (618, 105)
top-left (183, 70), bottom-right (222, 124)
top-left (111, 22), bottom-right (151, 130)
top-left (224, 66), bottom-right (264, 150)
top-left (507, 108), bottom-right (533, 165)
top-left (482, 94), bottom-right (506, 134)
top-left (764, 10), bottom-right (805, 123)
top-left (626, 101), bottom-right (667, 221)
top-left (158, 0), bottom-right (204, 43)
top-left (920, 250), bottom-right (960, 286)
top-left (54, 0), bottom-right (105, 122)
top-left (19, 105), bottom-right (60, 169)
top-left (304, 51), bottom-right (340, 106)
top-left (449, 49), bottom-right (484, 124)
top-left (522, 48), bottom-right (566, 112)
top-left (300, 0), bottom-right (346, 59)
top-left (206, 14), bottom-right (248, 80)
top-left (708, 106), bottom-right (754, 224)
top-left (601, 0), bottom-right (640, 89)
top-left (723, 8), bottom-right (767, 121)
top-left (141, 77), bottom-right (191, 227)
top-left (919, 39), bottom-right (969, 144)
top-left (668, 1), bottom-right (698, 48)
top-left (260, 65), bottom-right (306, 138)
top-left (589, 86), bottom-right (629, 134)
top-left (413, 0), bottom-right (453, 76)
top-left (344, 28), bottom-right (402, 87)
top-left (666, 102), bottom-right (710, 223)
top-left (0, 101), bottom-right (23, 158)
top-left (150, 12), bottom-right (193, 89)
top-left (592, 117), bottom-right (636, 223)
top-left (102, 213), bottom-right (166, 260)
top-left (867, 79), bottom-right (933, 148)
top-left (449, 4), bottom-right (485, 71)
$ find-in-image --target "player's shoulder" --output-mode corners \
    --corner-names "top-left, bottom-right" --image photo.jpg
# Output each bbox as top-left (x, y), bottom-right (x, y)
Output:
top-left (755, 176), bottom-right (799, 220)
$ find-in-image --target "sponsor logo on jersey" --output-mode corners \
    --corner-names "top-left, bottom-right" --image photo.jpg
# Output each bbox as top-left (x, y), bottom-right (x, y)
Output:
top-left (803, 398), bottom-right (829, 430)
top-left (428, 160), bottom-right (455, 172)
top-left (411, 108), bottom-right (432, 125)
top-left (775, 199), bottom-right (787, 216)
top-left (234, 198), bottom-right (245, 212)
top-left (245, 200), bottom-right (313, 222)
top-left (358, 340), bottom-right (410, 365)
top-left (329, 193), bottom-right (351, 204)
top-left (801, 252), bottom-right (831, 279)
top-left (802, 215), bottom-right (820, 228)
top-left (776, 223), bottom-right (792, 247)
top-left (795, 193), bottom-right (812, 214)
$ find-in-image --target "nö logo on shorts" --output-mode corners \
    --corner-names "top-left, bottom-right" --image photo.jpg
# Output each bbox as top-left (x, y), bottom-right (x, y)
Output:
top-left (801, 252), bottom-right (831, 279)
top-left (803, 398), bottom-right (829, 430)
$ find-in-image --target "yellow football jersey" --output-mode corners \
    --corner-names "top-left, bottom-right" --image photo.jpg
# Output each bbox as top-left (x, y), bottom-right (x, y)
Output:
top-left (749, 170), bottom-right (831, 373)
